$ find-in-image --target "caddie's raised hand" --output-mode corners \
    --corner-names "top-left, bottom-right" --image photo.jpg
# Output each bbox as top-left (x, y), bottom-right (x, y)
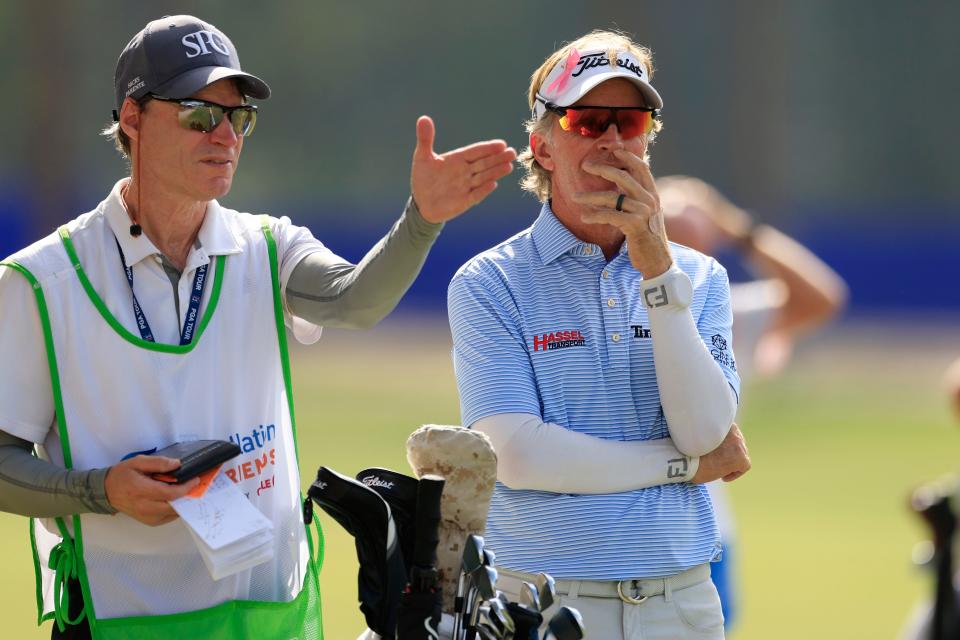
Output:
top-left (691, 423), bottom-right (751, 484)
top-left (573, 148), bottom-right (673, 277)
top-left (411, 116), bottom-right (517, 224)
top-left (105, 455), bottom-right (200, 526)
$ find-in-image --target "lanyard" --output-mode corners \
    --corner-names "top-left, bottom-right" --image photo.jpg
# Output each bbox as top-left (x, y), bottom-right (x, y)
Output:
top-left (114, 238), bottom-right (208, 345)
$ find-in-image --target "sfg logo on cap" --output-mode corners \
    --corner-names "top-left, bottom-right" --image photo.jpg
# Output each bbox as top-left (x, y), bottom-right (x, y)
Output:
top-left (181, 29), bottom-right (230, 59)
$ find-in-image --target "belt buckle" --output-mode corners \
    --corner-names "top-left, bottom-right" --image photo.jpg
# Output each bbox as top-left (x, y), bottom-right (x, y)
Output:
top-left (616, 580), bottom-right (648, 605)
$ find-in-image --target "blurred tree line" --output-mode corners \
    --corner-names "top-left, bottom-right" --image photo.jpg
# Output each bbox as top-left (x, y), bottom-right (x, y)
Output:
top-left (1, 0), bottom-right (957, 246)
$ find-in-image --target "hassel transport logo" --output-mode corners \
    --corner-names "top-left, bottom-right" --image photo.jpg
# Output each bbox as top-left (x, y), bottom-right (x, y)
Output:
top-left (532, 329), bottom-right (586, 352)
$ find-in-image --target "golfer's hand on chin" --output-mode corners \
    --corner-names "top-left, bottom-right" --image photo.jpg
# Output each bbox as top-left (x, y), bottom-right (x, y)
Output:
top-left (575, 149), bottom-right (672, 277)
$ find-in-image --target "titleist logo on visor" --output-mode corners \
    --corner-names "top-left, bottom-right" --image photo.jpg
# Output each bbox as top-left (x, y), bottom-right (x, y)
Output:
top-left (571, 52), bottom-right (647, 80)
top-left (181, 29), bottom-right (230, 58)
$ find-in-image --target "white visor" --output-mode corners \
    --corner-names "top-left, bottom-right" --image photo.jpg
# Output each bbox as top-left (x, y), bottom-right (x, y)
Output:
top-left (533, 48), bottom-right (663, 120)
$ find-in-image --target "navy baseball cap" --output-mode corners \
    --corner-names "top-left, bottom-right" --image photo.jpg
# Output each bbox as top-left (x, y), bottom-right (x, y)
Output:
top-left (113, 15), bottom-right (270, 112)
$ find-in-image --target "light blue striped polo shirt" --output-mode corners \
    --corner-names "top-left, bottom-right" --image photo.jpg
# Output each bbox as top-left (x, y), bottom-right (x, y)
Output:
top-left (447, 202), bottom-right (740, 580)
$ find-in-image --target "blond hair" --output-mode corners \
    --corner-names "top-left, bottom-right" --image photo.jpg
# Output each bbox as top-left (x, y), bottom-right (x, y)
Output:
top-left (519, 30), bottom-right (663, 202)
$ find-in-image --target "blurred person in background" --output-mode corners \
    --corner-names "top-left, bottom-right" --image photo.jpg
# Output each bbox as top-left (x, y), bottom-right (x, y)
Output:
top-left (0, 14), bottom-right (515, 640)
top-left (945, 358), bottom-right (960, 421)
top-left (448, 30), bottom-right (751, 639)
top-left (659, 174), bottom-right (848, 632)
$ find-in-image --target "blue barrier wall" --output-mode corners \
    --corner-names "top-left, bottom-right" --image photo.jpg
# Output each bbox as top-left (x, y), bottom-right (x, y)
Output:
top-left (281, 202), bottom-right (960, 316)
top-left (3, 194), bottom-right (956, 315)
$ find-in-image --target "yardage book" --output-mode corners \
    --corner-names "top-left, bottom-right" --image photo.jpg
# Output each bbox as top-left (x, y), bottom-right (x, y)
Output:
top-left (171, 471), bottom-right (274, 580)
top-left (152, 439), bottom-right (241, 484)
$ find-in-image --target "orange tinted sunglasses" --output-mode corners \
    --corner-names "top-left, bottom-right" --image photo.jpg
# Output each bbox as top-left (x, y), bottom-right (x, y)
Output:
top-left (548, 105), bottom-right (660, 139)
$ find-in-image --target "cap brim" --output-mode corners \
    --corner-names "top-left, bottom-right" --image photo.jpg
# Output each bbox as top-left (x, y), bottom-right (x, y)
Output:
top-left (152, 65), bottom-right (271, 101)
top-left (558, 71), bottom-right (663, 110)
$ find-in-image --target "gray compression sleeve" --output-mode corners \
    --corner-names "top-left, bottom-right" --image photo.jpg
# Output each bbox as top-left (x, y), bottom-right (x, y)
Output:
top-left (286, 197), bottom-right (444, 328)
top-left (0, 430), bottom-right (115, 517)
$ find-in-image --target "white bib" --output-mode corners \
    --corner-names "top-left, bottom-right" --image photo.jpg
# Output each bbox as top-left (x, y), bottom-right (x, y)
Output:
top-left (11, 212), bottom-right (310, 621)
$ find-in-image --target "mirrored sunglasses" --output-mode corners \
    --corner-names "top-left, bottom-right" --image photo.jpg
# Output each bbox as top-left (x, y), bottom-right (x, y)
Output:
top-left (547, 105), bottom-right (659, 139)
top-left (150, 95), bottom-right (258, 137)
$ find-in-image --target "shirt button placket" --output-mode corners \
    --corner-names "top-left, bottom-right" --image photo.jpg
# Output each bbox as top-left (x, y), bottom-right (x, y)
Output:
top-left (599, 259), bottom-right (625, 367)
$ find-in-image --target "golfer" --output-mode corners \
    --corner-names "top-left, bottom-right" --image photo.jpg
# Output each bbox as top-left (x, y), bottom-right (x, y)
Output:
top-left (448, 30), bottom-right (750, 639)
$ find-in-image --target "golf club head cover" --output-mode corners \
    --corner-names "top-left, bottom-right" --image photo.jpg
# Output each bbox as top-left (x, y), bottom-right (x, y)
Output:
top-left (405, 425), bottom-right (498, 614)
top-left (357, 467), bottom-right (420, 573)
top-left (411, 475), bottom-right (445, 584)
top-left (308, 466), bottom-right (406, 638)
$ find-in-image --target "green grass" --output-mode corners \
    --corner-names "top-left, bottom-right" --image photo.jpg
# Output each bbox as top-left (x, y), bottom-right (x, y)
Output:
top-left (1, 319), bottom-right (956, 638)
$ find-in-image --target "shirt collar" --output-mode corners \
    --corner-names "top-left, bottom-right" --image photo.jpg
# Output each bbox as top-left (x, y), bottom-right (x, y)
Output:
top-left (104, 179), bottom-right (158, 267)
top-left (196, 199), bottom-right (243, 258)
top-left (104, 178), bottom-right (242, 268)
top-left (530, 200), bottom-right (629, 264)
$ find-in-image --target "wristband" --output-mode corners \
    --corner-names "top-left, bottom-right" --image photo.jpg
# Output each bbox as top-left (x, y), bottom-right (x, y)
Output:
top-left (640, 264), bottom-right (693, 310)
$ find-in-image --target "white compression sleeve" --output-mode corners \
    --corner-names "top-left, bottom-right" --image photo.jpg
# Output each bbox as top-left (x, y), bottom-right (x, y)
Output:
top-left (643, 265), bottom-right (737, 456)
top-left (473, 413), bottom-right (698, 494)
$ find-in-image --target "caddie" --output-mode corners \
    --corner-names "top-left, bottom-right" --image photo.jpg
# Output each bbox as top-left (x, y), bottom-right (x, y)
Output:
top-left (0, 14), bottom-right (515, 640)
top-left (447, 30), bottom-right (750, 639)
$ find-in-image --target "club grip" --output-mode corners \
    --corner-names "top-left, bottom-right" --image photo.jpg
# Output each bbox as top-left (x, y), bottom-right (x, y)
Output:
top-left (412, 475), bottom-right (445, 572)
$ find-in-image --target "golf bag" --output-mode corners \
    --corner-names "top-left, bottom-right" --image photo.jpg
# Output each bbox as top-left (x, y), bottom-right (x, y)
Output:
top-left (309, 427), bottom-right (585, 639)
top-left (308, 466), bottom-right (444, 640)
top-left (308, 466), bottom-right (409, 637)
